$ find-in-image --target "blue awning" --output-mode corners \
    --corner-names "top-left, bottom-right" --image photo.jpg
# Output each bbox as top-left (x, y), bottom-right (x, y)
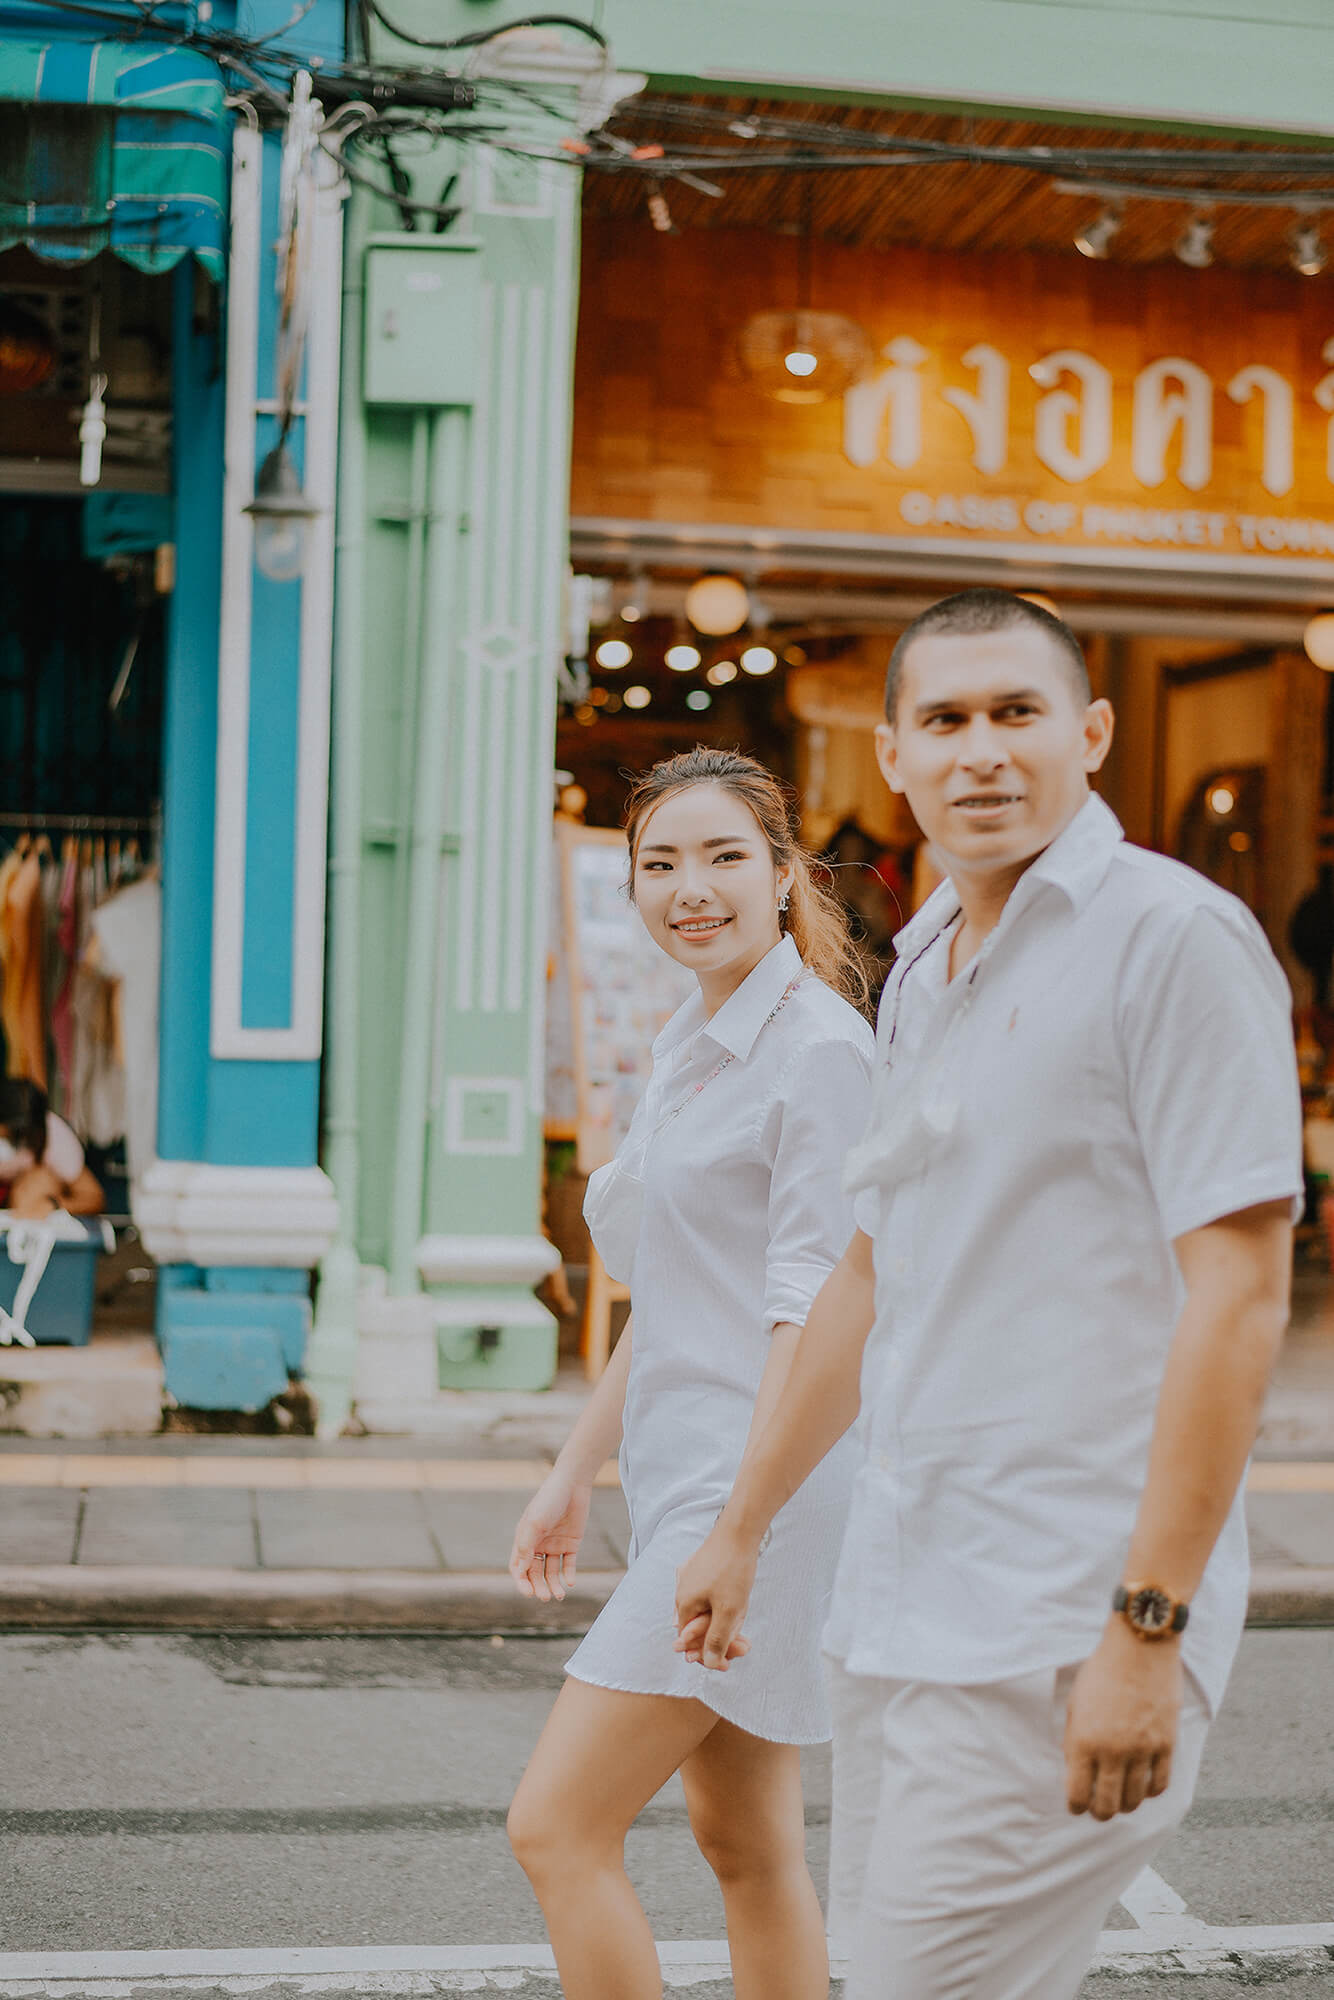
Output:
top-left (0, 40), bottom-right (228, 280)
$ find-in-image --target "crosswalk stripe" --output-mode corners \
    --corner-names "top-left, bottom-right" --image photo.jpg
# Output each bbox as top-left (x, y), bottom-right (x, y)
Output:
top-left (2, 1924), bottom-right (1334, 1990)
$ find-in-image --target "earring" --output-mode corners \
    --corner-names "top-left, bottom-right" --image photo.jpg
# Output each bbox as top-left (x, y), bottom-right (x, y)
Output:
top-left (778, 889), bottom-right (790, 913)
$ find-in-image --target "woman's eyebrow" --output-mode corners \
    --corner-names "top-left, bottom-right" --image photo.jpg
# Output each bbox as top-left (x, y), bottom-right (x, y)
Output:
top-left (640, 834), bottom-right (754, 854)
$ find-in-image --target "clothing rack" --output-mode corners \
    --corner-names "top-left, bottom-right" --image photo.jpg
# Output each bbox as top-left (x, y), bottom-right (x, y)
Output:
top-left (0, 814), bottom-right (158, 833)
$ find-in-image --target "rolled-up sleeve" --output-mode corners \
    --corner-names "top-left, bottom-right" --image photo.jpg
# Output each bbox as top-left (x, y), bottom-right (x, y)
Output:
top-left (760, 1035), bottom-right (873, 1333)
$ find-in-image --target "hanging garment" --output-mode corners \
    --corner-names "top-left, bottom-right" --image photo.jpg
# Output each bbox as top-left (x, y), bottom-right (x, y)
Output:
top-left (0, 843), bottom-right (26, 1075)
top-left (3, 847), bottom-right (48, 1089)
top-left (50, 842), bottom-right (79, 1120)
top-left (89, 875), bottom-right (159, 1191)
top-left (70, 848), bottom-right (126, 1151)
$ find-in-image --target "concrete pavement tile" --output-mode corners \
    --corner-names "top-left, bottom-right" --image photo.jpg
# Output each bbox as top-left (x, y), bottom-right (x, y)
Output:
top-left (0, 1488), bottom-right (80, 1563)
top-left (302, 1459), bottom-right (425, 1490)
top-left (587, 1486), bottom-right (631, 1565)
top-left (0, 1457), bottom-right (63, 1485)
top-left (60, 1455), bottom-right (183, 1487)
top-left (255, 1490), bottom-right (440, 1570)
top-left (1246, 1493), bottom-right (1334, 1568)
top-left (77, 1489), bottom-right (256, 1568)
top-left (420, 1491), bottom-right (528, 1571)
top-left (180, 1458), bottom-right (307, 1488)
top-left (417, 1459), bottom-right (553, 1490)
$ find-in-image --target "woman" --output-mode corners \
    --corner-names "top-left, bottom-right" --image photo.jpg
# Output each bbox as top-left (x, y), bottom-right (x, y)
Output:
top-left (508, 749), bottom-right (874, 2000)
top-left (0, 1078), bottom-right (104, 1217)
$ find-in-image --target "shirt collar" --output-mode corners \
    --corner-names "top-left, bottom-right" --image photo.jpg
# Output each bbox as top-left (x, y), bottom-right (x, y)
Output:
top-left (653, 934), bottom-right (804, 1065)
top-left (891, 793), bottom-right (1123, 958)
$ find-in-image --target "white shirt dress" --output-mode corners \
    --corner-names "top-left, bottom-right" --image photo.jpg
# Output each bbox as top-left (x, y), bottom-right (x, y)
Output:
top-left (568, 935), bottom-right (874, 1744)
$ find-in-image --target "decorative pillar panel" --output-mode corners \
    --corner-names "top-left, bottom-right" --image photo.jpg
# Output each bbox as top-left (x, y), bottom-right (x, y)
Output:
top-left (416, 152), bottom-right (576, 1384)
top-left (139, 94), bottom-right (342, 1411)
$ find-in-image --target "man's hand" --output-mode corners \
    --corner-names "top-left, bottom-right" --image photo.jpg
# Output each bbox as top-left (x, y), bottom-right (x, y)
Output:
top-left (1064, 1619), bottom-right (1183, 1820)
top-left (674, 1517), bottom-right (761, 1671)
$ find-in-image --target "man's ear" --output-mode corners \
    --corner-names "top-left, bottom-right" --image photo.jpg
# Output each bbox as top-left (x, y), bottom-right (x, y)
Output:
top-left (874, 721), bottom-right (905, 794)
top-left (1082, 698), bottom-right (1115, 775)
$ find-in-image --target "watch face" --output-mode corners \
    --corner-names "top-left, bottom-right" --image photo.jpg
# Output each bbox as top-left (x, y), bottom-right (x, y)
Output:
top-left (1128, 1586), bottom-right (1174, 1633)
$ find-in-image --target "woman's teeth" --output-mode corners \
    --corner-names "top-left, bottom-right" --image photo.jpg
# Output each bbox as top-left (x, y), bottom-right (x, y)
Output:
top-left (674, 918), bottom-right (729, 934)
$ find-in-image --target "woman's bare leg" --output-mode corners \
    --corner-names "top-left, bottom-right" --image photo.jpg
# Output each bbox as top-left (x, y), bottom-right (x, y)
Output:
top-left (507, 1678), bottom-right (719, 2000)
top-left (681, 1718), bottom-right (828, 2000)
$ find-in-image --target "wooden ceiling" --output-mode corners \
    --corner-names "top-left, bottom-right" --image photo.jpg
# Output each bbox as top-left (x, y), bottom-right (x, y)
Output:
top-left (582, 96), bottom-right (1334, 274)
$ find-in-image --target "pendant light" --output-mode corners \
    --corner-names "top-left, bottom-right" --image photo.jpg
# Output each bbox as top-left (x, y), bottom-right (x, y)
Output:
top-left (738, 180), bottom-right (870, 405)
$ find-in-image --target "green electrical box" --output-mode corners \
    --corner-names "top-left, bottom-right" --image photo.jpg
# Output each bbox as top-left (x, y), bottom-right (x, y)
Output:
top-left (363, 235), bottom-right (481, 407)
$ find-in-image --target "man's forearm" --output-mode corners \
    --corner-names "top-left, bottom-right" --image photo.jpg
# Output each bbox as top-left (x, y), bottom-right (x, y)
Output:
top-left (724, 1232), bottom-right (876, 1544)
top-left (1124, 1204), bottom-right (1291, 1601)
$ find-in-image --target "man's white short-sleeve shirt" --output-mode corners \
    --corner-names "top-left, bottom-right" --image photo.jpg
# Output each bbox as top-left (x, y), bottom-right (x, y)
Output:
top-left (827, 795), bottom-right (1303, 1712)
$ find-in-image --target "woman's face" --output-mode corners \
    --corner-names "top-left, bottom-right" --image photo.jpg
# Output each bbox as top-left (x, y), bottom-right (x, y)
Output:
top-left (632, 783), bottom-right (791, 990)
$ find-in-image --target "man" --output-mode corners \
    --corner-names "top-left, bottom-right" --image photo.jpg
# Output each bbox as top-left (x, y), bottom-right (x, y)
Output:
top-left (675, 589), bottom-right (1302, 2000)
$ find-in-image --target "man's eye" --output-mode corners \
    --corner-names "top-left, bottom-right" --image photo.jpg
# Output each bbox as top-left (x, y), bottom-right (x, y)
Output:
top-left (1000, 704), bottom-right (1037, 719)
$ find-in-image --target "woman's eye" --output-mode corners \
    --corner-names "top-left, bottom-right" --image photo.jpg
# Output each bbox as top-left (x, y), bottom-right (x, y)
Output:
top-left (714, 850), bottom-right (747, 863)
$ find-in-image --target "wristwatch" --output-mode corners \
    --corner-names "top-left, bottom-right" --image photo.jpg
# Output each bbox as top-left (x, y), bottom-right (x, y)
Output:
top-left (1113, 1582), bottom-right (1190, 1640)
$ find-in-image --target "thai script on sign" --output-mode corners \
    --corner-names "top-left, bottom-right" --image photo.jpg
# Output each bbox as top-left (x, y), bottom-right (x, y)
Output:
top-left (843, 336), bottom-right (1334, 499)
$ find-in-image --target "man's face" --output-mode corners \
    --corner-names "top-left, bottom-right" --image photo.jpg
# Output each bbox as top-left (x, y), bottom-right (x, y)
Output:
top-left (874, 625), bottom-right (1114, 880)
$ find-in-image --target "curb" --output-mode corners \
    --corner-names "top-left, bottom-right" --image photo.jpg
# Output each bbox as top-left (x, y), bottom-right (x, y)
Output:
top-left (0, 1566), bottom-right (620, 1633)
top-left (0, 1565), bottom-right (1331, 1634)
top-left (1242, 1565), bottom-right (1334, 1626)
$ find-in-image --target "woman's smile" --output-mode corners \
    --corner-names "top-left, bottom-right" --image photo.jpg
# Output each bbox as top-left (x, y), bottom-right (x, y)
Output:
top-left (671, 914), bottom-right (733, 939)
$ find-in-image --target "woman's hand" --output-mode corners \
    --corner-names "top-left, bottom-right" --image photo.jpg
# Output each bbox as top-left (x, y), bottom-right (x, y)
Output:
top-left (674, 1517), bottom-right (760, 1670)
top-left (509, 1465), bottom-right (592, 1603)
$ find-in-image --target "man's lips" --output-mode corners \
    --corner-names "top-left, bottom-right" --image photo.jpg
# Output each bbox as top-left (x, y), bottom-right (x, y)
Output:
top-left (950, 794), bottom-right (1024, 809)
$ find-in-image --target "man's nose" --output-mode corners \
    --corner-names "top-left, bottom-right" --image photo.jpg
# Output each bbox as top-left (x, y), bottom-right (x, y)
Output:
top-left (958, 718), bottom-right (1009, 770)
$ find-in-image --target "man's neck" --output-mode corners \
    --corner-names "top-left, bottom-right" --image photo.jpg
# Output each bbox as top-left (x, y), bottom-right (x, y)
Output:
top-left (946, 861), bottom-right (1031, 978)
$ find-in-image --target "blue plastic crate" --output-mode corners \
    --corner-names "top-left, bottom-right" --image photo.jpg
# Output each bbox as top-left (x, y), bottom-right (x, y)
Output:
top-left (0, 1219), bottom-right (110, 1346)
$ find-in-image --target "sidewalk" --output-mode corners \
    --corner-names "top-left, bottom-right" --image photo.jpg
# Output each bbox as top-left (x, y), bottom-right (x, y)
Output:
top-left (0, 1275), bottom-right (1331, 1633)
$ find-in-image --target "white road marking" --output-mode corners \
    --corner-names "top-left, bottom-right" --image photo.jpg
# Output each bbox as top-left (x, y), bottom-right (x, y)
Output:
top-left (1118, 1864), bottom-right (1191, 1923)
top-left (2, 1925), bottom-right (1333, 1991)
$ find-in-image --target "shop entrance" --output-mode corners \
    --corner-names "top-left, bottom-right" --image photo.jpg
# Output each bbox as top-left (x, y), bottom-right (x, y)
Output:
top-left (0, 246), bottom-right (172, 1354)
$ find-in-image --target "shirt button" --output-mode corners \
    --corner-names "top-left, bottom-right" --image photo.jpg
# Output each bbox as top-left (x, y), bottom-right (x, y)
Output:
top-left (894, 1256), bottom-right (909, 1277)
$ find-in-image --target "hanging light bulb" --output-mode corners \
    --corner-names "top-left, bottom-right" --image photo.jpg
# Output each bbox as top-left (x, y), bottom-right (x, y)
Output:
top-left (1175, 213), bottom-right (1215, 270)
top-left (1074, 207), bottom-right (1121, 260)
top-left (738, 179), bottom-right (870, 405)
top-left (1291, 220), bottom-right (1327, 277)
top-left (595, 638), bottom-right (633, 670)
top-left (740, 645), bottom-right (778, 677)
top-left (685, 573), bottom-right (750, 636)
top-left (244, 442), bottom-right (319, 582)
top-left (1304, 612), bottom-right (1334, 670)
top-left (666, 642), bottom-right (702, 673)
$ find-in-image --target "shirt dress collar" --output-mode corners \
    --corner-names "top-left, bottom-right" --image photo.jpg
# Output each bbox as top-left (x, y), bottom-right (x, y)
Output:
top-left (650, 933), bottom-right (804, 1071)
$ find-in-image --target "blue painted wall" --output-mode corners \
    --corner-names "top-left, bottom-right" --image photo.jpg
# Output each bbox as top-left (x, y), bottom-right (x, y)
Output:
top-left (158, 257), bottom-right (223, 1163)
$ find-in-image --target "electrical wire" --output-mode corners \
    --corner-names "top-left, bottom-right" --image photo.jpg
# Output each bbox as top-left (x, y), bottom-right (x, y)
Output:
top-left (360, 3), bottom-right (605, 52)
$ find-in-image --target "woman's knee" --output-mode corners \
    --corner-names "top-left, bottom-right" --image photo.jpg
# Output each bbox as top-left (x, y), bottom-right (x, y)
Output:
top-left (690, 1800), bottom-right (800, 1888)
top-left (507, 1782), bottom-right (616, 1889)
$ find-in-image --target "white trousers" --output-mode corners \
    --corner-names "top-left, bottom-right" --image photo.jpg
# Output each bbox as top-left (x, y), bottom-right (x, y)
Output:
top-left (826, 1656), bottom-right (1210, 2000)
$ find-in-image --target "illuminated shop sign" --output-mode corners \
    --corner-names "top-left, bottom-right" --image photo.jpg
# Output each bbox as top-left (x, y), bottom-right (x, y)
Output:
top-left (841, 335), bottom-right (1334, 560)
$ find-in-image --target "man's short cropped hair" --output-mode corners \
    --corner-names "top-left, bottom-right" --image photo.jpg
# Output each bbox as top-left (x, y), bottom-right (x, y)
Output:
top-left (884, 588), bottom-right (1092, 722)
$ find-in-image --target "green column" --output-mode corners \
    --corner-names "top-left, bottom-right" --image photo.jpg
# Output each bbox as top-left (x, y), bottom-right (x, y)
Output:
top-left (316, 65), bottom-right (641, 1418)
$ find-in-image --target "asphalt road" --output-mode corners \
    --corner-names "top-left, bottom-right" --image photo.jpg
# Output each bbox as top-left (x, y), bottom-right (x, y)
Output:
top-left (0, 1628), bottom-right (1330, 1996)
